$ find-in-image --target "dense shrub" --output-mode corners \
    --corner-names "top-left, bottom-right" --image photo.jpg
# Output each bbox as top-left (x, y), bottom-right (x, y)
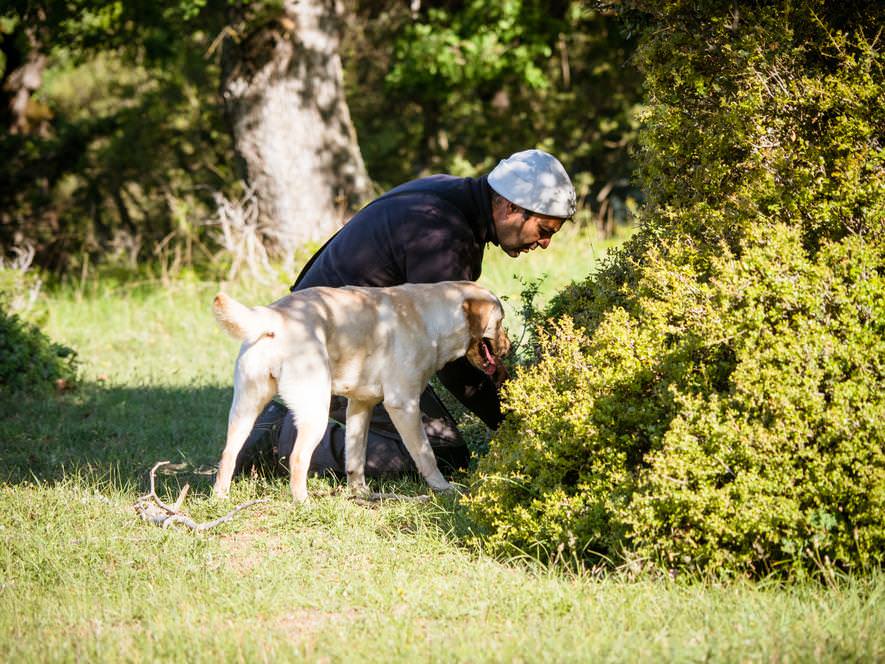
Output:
top-left (465, 1), bottom-right (884, 576)
top-left (0, 302), bottom-right (77, 393)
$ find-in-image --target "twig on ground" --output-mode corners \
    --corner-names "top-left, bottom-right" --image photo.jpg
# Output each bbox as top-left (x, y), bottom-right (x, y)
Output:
top-left (134, 461), bottom-right (268, 531)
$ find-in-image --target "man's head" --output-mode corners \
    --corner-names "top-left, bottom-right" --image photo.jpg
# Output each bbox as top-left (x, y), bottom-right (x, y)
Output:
top-left (487, 149), bottom-right (575, 257)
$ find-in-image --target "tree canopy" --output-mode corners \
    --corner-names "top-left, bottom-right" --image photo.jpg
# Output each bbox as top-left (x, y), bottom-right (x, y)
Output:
top-left (1, 0), bottom-right (642, 270)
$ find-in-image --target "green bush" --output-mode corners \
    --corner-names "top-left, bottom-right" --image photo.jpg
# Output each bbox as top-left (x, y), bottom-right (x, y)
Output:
top-left (464, 1), bottom-right (884, 576)
top-left (467, 228), bottom-right (884, 574)
top-left (0, 303), bottom-right (77, 393)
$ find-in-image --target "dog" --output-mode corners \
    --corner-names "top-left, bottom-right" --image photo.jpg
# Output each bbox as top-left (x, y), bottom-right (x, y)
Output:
top-left (212, 281), bottom-right (510, 502)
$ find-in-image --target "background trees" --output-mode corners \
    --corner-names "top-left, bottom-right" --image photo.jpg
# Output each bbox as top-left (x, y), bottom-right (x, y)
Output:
top-left (0, 1), bottom-right (233, 271)
top-left (1, 0), bottom-right (641, 271)
top-left (219, 0), bottom-right (372, 254)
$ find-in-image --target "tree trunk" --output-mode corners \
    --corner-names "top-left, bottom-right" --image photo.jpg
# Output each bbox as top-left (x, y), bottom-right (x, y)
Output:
top-left (1, 25), bottom-right (48, 135)
top-left (220, 0), bottom-right (372, 256)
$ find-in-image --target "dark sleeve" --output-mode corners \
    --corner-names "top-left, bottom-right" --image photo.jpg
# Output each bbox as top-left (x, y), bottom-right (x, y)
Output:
top-left (436, 358), bottom-right (504, 430)
top-left (392, 203), bottom-right (498, 424)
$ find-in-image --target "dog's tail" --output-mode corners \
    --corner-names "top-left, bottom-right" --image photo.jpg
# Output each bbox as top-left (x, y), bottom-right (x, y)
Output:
top-left (213, 293), bottom-right (279, 344)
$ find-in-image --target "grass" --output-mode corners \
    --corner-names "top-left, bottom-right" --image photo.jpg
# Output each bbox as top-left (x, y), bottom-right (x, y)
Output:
top-left (3, 477), bottom-right (882, 662)
top-left (1, 227), bottom-right (883, 662)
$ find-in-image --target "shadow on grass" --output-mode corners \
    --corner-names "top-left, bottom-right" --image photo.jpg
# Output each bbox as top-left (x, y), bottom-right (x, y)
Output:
top-left (0, 380), bottom-right (488, 550)
top-left (0, 381), bottom-right (232, 490)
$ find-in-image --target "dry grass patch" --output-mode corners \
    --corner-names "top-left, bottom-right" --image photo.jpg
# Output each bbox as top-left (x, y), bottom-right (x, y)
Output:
top-left (220, 529), bottom-right (287, 576)
top-left (273, 607), bottom-right (361, 638)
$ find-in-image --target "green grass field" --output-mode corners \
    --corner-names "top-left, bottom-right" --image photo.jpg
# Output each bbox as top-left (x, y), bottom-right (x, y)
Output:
top-left (2, 226), bottom-right (883, 662)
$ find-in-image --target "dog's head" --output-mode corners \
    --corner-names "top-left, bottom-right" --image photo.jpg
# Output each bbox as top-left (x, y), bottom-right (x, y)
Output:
top-left (463, 296), bottom-right (511, 386)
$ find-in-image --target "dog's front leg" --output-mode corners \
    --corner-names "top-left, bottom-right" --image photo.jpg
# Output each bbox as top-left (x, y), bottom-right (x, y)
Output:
top-left (384, 401), bottom-right (452, 493)
top-left (344, 398), bottom-right (375, 496)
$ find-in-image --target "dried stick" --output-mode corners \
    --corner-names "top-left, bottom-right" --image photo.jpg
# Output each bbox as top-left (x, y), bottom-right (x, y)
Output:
top-left (134, 461), bottom-right (268, 531)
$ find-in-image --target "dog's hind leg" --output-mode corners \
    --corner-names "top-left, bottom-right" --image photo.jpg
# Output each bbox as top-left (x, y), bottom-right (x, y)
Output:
top-left (384, 401), bottom-right (452, 493)
top-left (214, 371), bottom-right (277, 498)
top-left (344, 398), bottom-right (376, 496)
top-left (279, 376), bottom-right (331, 503)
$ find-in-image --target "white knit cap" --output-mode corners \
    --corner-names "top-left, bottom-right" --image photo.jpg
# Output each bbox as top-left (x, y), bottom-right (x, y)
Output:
top-left (488, 149), bottom-right (576, 218)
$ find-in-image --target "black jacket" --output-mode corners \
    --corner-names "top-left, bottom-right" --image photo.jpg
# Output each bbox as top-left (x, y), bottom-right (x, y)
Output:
top-left (293, 174), bottom-right (499, 289)
top-left (291, 174), bottom-right (504, 429)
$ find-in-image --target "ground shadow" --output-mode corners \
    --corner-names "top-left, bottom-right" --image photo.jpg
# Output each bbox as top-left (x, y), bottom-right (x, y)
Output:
top-left (0, 382), bottom-right (232, 490)
top-left (0, 382), bottom-right (435, 500)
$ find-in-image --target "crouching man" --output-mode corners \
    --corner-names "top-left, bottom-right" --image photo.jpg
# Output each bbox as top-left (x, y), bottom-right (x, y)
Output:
top-left (231, 149), bottom-right (576, 480)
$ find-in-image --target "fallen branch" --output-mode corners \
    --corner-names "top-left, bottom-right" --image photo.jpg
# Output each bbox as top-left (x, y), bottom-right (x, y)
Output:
top-left (134, 461), bottom-right (268, 531)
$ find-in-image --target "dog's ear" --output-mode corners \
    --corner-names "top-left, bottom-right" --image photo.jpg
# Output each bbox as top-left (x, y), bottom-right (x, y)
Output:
top-left (463, 296), bottom-right (511, 383)
top-left (464, 298), bottom-right (503, 339)
top-left (463, 296), bottom-right (510, 359)
top-left (462, 298), bottom-right (498, 340)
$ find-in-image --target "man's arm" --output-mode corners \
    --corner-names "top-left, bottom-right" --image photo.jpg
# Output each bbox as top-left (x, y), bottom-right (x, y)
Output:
top-left (397, 208), bottom-right (504, 429)
top-left (401, 217), bottom-right (480, 284)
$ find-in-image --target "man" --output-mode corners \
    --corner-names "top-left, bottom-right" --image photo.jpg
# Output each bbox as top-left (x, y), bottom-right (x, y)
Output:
top-left (232, 149), bottom-right (576, 479)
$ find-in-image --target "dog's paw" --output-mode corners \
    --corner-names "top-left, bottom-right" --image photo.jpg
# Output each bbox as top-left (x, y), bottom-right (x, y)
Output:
top-left (289, 489), bottom-right (310, 504)
top-left (428, 480), bottom-right (453, 493)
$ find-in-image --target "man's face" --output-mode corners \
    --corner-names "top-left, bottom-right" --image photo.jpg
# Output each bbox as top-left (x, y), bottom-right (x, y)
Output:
top-left (493, 198), bottom-right (565, 258)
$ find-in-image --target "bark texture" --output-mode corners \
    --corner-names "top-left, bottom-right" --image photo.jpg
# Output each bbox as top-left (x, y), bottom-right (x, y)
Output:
top-left (220, 0), bottom-right (372, 256)
top-left (1, 26), bottom-right (48, 135)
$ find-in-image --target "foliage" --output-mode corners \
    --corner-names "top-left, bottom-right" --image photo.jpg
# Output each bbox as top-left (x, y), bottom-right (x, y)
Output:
top-left (2, 0), bottom-right (643, 271)
top-left (0, 297), bottom-right (77, 393)
top-left (0, 0), bottom-right (233, 271)
top-left (628, 0), bottom-right (883, 254)
top-left (0, 1), bottom-right (271, 272)
top-left (341, 1), bottom-right (643, 225)
top-left (465, 0), bottom-right (885, 576)
top-left (467, 229), bottom-right (884, 574)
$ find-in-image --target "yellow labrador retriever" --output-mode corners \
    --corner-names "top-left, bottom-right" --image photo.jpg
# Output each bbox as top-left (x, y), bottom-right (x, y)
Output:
top-left (212, 281), bottom-right (510, 502)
